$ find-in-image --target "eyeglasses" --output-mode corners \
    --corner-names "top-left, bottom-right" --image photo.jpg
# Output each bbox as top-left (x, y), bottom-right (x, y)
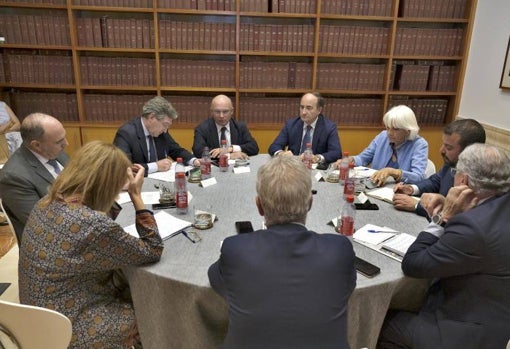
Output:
top-left (212, 109), bottom-right (232, 115)
top-left (450, 167), bottom-right (458, 176)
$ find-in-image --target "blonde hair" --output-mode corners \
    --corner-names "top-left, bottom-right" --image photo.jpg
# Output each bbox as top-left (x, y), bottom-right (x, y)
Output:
top-left (43, 141), bottom-right (131, 212)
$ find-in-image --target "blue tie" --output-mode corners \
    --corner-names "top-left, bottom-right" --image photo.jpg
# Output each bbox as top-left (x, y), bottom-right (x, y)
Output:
top-left (220, 127), bottom-right (227, 145)
top-left (47, 159), bottom-right (61, 174)
top-left (148, 136), bottom-right (157, 163)
top-left (300, 125), bottom-right (312, 154)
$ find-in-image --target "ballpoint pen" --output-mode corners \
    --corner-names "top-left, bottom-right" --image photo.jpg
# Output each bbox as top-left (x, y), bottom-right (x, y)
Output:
top-left (367, 229), bottom-right (398, 233)
top-left (181, 230), bottom-right (196, 243)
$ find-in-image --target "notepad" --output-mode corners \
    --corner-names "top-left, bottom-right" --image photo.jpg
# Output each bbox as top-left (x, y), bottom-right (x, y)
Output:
top-left (380, 233), bottom-right (416, 257)
top-left (124, 211), bottom-right (192, 240)
top-left (353, 224), bottom-right (398, 245)
top-left (365, 187), bottom-right (395, 203)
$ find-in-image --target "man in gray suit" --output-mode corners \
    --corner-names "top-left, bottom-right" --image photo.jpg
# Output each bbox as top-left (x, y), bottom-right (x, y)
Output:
top-left (208, 155), bottom-right (356, 349)
top-left (0, 113), bottom-right (69, 242)
top-left (378, 143), bottom-right (510, 349)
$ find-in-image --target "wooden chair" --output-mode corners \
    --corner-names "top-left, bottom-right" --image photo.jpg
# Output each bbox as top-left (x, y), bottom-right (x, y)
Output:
top-left (0, 299), bottom-right (72, 349)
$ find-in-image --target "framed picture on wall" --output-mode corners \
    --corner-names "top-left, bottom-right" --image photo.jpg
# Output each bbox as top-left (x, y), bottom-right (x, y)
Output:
top-left (500, 36), bottom-right (510, 89)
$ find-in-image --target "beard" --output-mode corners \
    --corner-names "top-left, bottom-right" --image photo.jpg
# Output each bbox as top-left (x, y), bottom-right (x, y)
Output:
top-left (441, 153), bottom-right (457, 167)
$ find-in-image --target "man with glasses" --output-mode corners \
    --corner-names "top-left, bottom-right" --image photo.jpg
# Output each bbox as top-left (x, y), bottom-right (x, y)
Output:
top-left (268, 92), bottom-right (341, 165)
top-left (192, 94), bottom-right (259, 160)
top-left (393, 118), bottom-right (485, 218)
top-left (378, 143), bottom-right (510, 349)
top-left (114, 96), bottom-right (199, 175)
top-left (0, 112), bottom-right (69, 242)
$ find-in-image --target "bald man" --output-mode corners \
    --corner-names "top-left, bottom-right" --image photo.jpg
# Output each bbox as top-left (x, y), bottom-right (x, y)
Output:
top-left (192, 94), bottom-right (259, 160)
top-left (0, 113), bottom-right (69, 242)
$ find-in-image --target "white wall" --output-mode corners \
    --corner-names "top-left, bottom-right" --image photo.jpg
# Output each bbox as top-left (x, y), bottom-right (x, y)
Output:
top-left (459, 0), bottom-right (510, 130)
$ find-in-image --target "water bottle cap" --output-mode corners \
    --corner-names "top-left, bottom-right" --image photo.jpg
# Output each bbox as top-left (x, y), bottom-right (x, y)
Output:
top-left (346, 195), bottom-right (354, 203)
top-left (176, 157), bottom-right (183, 163)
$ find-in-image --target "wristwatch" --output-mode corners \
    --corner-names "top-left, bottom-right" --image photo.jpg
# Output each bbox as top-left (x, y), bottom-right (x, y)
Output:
top-left (432, 212), bottom-right (446, 227)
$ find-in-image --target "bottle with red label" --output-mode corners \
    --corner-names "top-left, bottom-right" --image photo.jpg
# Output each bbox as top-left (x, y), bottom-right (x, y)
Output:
top-left (339, 151), bottom-right (350, 187)
top-left (343, 162), bottom-right (355, 198)
top-left (174, 157), bottom-right (188, 214)
top-left (339, 195), bottom-right (356, 236)
top-left (219, 140), bottom-right (229, 172)
top-left (201, 147), bottom-right (211, 179)
top-left (302, 142), bottom-right (313, 170)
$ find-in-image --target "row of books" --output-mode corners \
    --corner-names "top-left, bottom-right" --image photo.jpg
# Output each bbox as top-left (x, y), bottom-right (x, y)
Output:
top-left (395, 28), bottom-right (464, 56)
top-left (2, 53), bottom-right (74, 85)
top-left (316, 63), bottom-right (386, 91)
top-left (161, 59), bottom-right (235, 87)
top-left (389, 98), bottom-right (448, 125)
top-left (76, 17), bottom-right (155, 49)
top-left (239, 62), bottom-right (311, 89)
top-left (239, 24), bottom-right (314, 53)
top-left (0, 14), bottom-right (70, 46)
top-left (400, 0), bottom-right (468, 18)
top-left (83, 94), bottom-right (157, 122)
top-left (2, 0), bottom-right (66, 4)
top-left (319, 26), bottom-right (390, 55)
top-left (74, 0), bottom-right (153, 6)
top-left (393, 63), bottom-right (457, 92)
top-left (10, 92), bottom-right (78, 122)
top-left (159, 20), bottom-right (236, 51)
top-left (321, 0), bottom-right (393, 16)
top-left (158, 0), bottom-right (236, 10)
top-left (80, 57), bottom-right (156, 87)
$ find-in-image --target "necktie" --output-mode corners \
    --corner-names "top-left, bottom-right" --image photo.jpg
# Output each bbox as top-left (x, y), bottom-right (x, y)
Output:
top-left (300, 125), bottom-right (312, 154)
top-left (390, 143), bottom-right (398, 162)
top-left (148, 136), bottom-right (157, 163)
top-left (220, 127), bottom-right (227, 145)
top-left (47, 159), bottom-right (61, 174)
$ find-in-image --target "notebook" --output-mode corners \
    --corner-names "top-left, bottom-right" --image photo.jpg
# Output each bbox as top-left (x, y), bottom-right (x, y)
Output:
top-left (380, 233), bottom-right (417, 257)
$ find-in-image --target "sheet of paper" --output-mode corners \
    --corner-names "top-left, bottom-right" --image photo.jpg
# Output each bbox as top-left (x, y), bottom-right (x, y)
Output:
top-left (381, 233), bottom-right (417, 257)
top-left (147, 162), bottom-right (194, 182)
top-left (117, 191), bottom-right (161, 205)
top-left (233, 166), bottom-right (250, 174)
top-left (366, 187), bottom-right (395, 203)
top-left (353, 224), bottom-right (397, 245)
top-left (124, 211), bottom-right (192, 240)
top-left (353, 166), bottom-right (377, 178)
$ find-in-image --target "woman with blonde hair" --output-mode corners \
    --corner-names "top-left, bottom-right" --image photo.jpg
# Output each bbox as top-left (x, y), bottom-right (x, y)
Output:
top-left (337, 104), bottom-right (428, 186)
top-left (19, 140), bottom-right (164, 349)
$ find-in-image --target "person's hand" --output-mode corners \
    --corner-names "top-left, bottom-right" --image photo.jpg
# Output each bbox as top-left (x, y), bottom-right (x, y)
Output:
top-left (370, 168), bottom-right (401, 186)
top-left (393, 194), bottom-right (418, 212)
top-left (209, 148), bottom-right (222, 158)
top-left (156, 158), bottom-right (172, 172)
top-left (230, 151), bottom-right (249, 160)
top-left (393, 183), bottom-right (414, 195)
top-left (421, 193), bottom-right (446, 217)
top-left (192, 158), bottom-right (201, 167)
top-left (441, 185), bottom-right (478, 223)
top-left (334, 156), bottom-right (354, 169)
top-left (127, 164), bottom-right (145, 210)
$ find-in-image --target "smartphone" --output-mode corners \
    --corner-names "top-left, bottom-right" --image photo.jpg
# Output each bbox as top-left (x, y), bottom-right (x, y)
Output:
top-left (152, 202), bottom-right (176, 210)
top-left (235, 221), bottom-right (254, 234)
top-left (354, 256), bottom-right (381, 278)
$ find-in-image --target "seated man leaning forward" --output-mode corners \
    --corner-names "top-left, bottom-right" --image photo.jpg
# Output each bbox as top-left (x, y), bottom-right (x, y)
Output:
top-left (192, 94), bottom-right (259, 160)
top-left (268, 92), bottom-right (342, 165)
top-left (337, 105), bottom-right (428, 186)
top-left (378, 143), bottom-right (510, 349)
top-left (208, 155), bottom-right (356, 349)
top-left (113, 96), bottom-right (200, 176)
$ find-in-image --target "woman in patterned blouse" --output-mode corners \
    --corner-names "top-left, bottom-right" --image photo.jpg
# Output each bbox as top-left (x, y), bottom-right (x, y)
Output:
top-left (19, 140), bottom-right (164, 348)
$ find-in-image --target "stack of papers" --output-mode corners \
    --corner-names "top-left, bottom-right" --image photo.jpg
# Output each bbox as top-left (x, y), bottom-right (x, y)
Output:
top-left (381, 233), bottom-right (416, 257)
top-left (365, 187), bottom-right (395, 203)
top-left (124, 211), bottom-right (191, 240)
top-left (353, 166), bottom-right (377, 178)
top-left (353, 224), bottom-right (398, 245)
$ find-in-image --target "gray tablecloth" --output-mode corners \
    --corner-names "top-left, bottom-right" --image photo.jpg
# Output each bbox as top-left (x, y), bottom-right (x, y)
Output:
top-left (119, 155), bottom-right (429, 349)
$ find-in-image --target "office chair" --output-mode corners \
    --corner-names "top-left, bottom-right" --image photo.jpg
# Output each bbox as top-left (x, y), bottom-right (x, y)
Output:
top-left (425, 159), bottom-right (436, 178)
top-left (0, 299), bottom-right (72, 349)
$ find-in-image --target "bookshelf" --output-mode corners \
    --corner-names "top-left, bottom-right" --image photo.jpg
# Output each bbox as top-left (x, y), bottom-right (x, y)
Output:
top-left (0, 0), bottom-right (477, 151)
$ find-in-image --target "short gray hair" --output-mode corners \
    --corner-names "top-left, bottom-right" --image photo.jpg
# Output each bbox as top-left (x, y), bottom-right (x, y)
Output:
top-left (142, 96), bottom-right (178, 120)
top-left (256, 156), bottom-right (312, 226)
top-left (456, 143), bottom-right (510, 196)
top-left (383, 105), bottom-right (420, 140)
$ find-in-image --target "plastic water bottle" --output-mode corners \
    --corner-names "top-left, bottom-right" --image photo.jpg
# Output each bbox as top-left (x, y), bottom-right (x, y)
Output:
top-left (339, 151), bottom-right (350, 187)
top-left (343, 162), bottom-right (355, 198)
top-left (201, 147), bottom-right (211, 179)
top-left (302, 142), bottom-right (313, 170)
top-left (219, 140), bottom-right (229, 172)
top-left (339, 195), bottom-right (356, 236)
top-left (174, 157), bottom-right (188, 214)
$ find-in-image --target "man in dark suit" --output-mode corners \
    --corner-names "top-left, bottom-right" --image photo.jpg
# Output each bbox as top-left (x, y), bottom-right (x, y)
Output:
top-left (0, 113), bottom-right (69, 242)
top-left (192, 94), bottom-right (258, 159)
top-left (113, 96), bottom-right (199, 176)
top-left (268, 92), bottom-right (341, 164)
top-left (208, 155), bottom-right (356, 349)
top-left (378, 143), bottom-right (510, 349)
top-left (393, 118), bottom-right (486, 218)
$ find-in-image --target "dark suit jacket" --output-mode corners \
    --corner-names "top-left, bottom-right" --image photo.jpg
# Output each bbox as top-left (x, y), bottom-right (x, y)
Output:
top-left (268, 115), bottom-right (341, 163)
top-left (415, 164), bottom-right (454, 217)
top-left (113, 117), bottom-right (194, 175)
top-left (192, 118), bottom-right (259, 157)
top-left (208, 223), bottom-right (356, 349)
top-left (402, 193), bottom-right (510, 349)
top-left (0, 144), bottom-right (69, 242)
